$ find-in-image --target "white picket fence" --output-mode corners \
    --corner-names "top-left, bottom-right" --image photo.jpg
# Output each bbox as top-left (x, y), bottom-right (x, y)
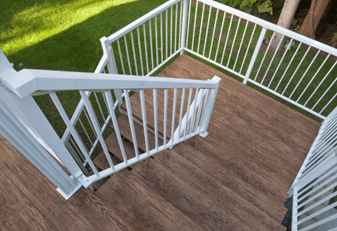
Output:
top-left (1, 0), bottom-right (337, 228)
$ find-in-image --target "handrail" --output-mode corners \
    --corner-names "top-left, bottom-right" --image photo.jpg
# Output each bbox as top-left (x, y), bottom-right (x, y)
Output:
top-left (0, 68), bottom-right (219, 98)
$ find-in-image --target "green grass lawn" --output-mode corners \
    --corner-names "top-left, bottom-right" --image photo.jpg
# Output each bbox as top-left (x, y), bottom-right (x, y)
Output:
top-left (1, 0), bottom-right (166, 137)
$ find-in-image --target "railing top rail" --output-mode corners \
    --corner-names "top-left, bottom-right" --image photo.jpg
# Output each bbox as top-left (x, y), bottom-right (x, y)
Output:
top-left (198, 0), bottom-right (337, 57)
top-left (0, 68), bottom-right (220, 98)
top-left (105, 0), bottom-right (182, 44)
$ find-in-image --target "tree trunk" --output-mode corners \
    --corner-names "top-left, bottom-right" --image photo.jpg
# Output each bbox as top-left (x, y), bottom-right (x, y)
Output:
top-left (270, 0), bottom-right (301, 52)
top-left (298, 0), bottom-right (331, 39)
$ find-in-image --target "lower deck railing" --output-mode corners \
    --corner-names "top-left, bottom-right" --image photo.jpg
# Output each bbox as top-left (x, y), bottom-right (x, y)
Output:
top-left (183, 0), bottom-right (337, 120)
top-left (104, 0), bottom-right (337, 121)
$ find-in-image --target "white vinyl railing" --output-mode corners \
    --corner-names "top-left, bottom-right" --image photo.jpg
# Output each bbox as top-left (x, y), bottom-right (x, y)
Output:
top-left (288, 107), bottom-right (337, 230)
top-left (182, 0), bottom-right (337, 120)
top-left (100, 0), bottom-right (337, 120)
top-left (292, 155), bottom-right (337, 231)
top-left (0, 45), bottom-right (220, 199)
top-left (100, 0), bottom-right (185, 77)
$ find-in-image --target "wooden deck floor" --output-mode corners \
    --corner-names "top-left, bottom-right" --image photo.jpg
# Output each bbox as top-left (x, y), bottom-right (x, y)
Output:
top-left (0, 54), bottom-right (320, 230)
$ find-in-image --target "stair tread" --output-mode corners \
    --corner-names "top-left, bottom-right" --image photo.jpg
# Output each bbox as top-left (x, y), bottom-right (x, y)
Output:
top-left (93, 151), bottom-right (112, 170)
top-left (93, 132), bottom-right (135, 171)
top-left (116, 114), bottom-right (163, 152)
top-left (121, 89), bottom-right (190, 140)
top-left (105, 132), bottom-right (136, 161)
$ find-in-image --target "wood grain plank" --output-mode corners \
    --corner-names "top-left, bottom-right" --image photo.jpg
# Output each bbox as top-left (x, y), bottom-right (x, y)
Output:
top-left (96, 172), bottom-right (186, 231)
top-left (0, 169), bottom-right (57, 231)
top-left (132, 158), bottom-right (252, 231)
top-left (0, 135), bottom-right (99, 231)
top-left (109, 168), bottom-right (205, 231)
top-left (116, 114), bottom-right (163, 151)
top-left (105, 132), bottom-right (137, 160)
top-left (153, 148), bottom-right (285, 230)
top-left (93, 151), bottom-right (111, 170)
top-left (69, 188), bottom-right (135, 231)
top-left (168, 140), bottom-right (287, 222)
top-left (207, 115), bottom-right (296, 184)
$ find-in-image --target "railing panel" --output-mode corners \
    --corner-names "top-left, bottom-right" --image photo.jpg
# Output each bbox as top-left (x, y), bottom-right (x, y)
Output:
top-left (27, 57), bottom-right (115, 177)
top-left (76, 83), bottom-right (219, 184)
top-left (183, 0), bottom-right (337, 119)
top-left (290, 107), bottom-right (337, 187)
top-left (248, 32), bottom-right (337, 119)
top-left (104, 0), bottom-right (184, 77)
top-left (292, 156), bottom-right (337, 231)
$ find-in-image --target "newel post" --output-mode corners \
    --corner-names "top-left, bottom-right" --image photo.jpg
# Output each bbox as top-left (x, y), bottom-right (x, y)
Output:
top-left (199, 76), bottom-right (221, 138)
top-left (0, 97), bottom-right (82, 199)
top-left (180, 0), bottom-right (189, 55)
top-left (243, 27), bottom-right (267, 84)
top-left (0, 50), bottom-right (83, 199)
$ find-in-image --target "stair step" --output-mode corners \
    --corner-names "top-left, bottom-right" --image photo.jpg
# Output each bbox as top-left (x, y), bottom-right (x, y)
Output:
top-left (88, 168), bottom-right (110, 191)
top-left (121, 89), bottom-right (185, 140)
top-left (93, 132), bottom-right (136, 171)
top-left (123, 155), bottom-right (252, 230)
top-left (93, 152), bottom-right (111, 170)
top-left (115, 114), bottom-right (163, 152)
top-left (95, 141), bottom-right (283, 230)
top-left (91, 132), bottom-right (135, 190)
top-left (105, 132), bottom-right (136, 161)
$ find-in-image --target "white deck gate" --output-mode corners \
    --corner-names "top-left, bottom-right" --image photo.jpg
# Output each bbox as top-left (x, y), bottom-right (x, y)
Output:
top-left (1, 0), bottom-right (337, 229)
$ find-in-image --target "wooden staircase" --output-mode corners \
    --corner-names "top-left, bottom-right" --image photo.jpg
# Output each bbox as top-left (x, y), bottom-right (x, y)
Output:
top-left (89, 88), bottom-right (288, 230)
